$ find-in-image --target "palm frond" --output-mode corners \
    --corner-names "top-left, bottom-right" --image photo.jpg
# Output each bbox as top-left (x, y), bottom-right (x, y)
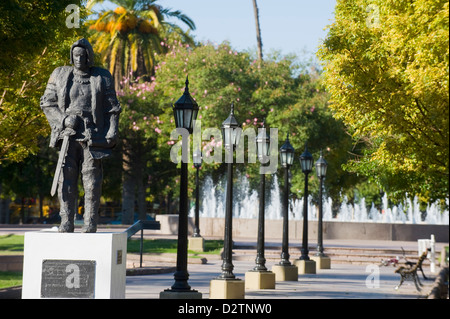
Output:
top-left (86, 0), bottom-right (104, 11)
top-left (159, 8), bottom-right (196, 30)
top-left (139, 10), bottom-right (161, 28)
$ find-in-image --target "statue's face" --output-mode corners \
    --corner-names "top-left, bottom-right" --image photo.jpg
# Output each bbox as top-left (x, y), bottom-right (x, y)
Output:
top-left (72, 46), bottom-right (88, 71)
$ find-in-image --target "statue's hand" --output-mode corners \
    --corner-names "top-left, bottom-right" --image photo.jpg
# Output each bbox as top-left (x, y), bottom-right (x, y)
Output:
top-left (64, 114), bottom-right (79, 129)
top-left (105, 134), bottom-right (117, 147)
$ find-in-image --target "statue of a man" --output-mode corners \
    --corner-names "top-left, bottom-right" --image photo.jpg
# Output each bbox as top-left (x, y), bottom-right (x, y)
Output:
top-left (40, 38), bottom-right (121, 233)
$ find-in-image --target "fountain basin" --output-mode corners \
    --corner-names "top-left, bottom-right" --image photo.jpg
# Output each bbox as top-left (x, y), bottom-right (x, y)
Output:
top-left (200, 217), bottom-right (449, 242)
top-left (156, 215), bottom-right (449, 243)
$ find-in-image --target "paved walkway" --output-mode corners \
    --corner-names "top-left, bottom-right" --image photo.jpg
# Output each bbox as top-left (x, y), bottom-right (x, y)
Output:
top-left (126, 258), bottom-right (437, 300)
top-left (0, 225), bottom-right (446, 300)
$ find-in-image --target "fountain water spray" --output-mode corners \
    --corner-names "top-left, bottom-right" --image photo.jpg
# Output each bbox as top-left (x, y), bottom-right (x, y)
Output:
top-left (190, 175), bottom-right (449, 225)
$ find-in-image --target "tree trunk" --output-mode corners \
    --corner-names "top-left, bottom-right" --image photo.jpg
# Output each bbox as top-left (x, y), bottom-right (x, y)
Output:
top-left (112, 38), bottom-right (125, 92)
top-left (121, 138), bottom-right (135, 224)
top-left (0, 171), bottom-right (11, 223)
top-left (21, 197), bottom-right (25, 224)
top-left (252, 0), bottom-right (263, 61)
top-left (137, 177), bottom-right (146, 220)
top-left (136, 142), bottom-right (147, 220)
top-left (0, 197), bottom-right (11, 224)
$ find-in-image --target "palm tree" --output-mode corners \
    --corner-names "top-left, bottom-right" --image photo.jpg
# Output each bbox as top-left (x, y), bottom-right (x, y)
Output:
top-left (86, 0), bottom-right (196, 90)
top-left (252, 0), bottom-right (263, 61)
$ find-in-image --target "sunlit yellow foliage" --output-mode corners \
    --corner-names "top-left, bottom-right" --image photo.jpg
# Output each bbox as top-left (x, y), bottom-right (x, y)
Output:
top-left (317, 0), bottom-right (449, 200)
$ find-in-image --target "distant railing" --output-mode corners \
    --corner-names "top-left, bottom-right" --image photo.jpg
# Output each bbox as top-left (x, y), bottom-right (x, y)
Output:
top-left (125, 220), bottom-right (160, 268)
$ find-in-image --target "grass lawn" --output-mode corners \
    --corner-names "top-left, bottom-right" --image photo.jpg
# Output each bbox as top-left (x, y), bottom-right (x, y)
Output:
top-left (0, 271), bottom-right (22, 289)
top-left (0, 235), bottom-right (25, 289)
top-left (0, 234), bottom-right (24, 255)
top-left (127, 238), bottom-right (223, 256)
top-left (0, 235), bottom-right (223, 255)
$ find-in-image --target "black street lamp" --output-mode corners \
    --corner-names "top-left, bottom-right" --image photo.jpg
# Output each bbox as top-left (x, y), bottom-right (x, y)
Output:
top-left (253, 121), bottom-right (270, 271)
top-left (279, 134), bottom-right (295, 266)
top-left (172, 78), bottom-right (199, 134)
top-left (218, 103), bottom-right (242, 279)
top-left (163, 77), bottom-right (200, 296)
top-left (193, 148), bottom-right (202, 238)
top-left (315, 150), bottom-right (328, 257)
top-left (299, 144), bottom-right (313, 261)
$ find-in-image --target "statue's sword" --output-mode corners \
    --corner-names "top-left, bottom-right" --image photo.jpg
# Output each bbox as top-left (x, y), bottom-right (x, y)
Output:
top-left (50, 129), bottom-right (75, 197)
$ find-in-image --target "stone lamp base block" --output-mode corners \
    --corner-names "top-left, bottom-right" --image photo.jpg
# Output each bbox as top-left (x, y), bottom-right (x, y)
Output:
top-left (244, 271), bottom-right (276, 289)
top-left (210, 279), bottom-right (245, 299)
top-left (160, 289), bottom-right (202, 299)
top-left (271, 264), bottom-right (299, 281)
top-left (310, 255), bottom-right (331, 269)
top-left (188, 237), bottom-right (205, 252)
top-left (293, 259), bottom-right (316, 274)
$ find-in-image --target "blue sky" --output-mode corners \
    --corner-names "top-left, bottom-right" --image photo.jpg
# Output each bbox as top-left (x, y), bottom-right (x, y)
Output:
top-left (93, 1), bottom-right (337, 59)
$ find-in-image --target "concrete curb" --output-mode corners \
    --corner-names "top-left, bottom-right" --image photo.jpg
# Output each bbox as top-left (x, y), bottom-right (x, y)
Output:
top-left (126, 266), bottom-right (176, 276)
top-left (0, 286), bottom-right (21, 299)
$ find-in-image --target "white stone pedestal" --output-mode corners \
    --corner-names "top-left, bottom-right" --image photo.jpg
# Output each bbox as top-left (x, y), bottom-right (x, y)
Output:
top-left (22, 231), bottom-right (127, 299)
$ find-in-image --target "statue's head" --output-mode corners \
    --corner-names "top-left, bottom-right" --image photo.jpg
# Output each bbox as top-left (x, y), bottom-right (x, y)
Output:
top-left (70, 38), bottom-right (94, 70)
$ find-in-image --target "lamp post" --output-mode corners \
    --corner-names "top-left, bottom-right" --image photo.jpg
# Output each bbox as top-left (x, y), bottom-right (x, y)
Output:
top-left (218, 103), bottom-right (242, 280)
top-left (315, 150), bottom-right (328, 257)
top-left (193, 148), bottom-right (202, 238)
top-left (279, 134), bottom-right (295, 266)
top-left (299, 144), bottom-right (313, 261)
top-left (210, 103), bottom-right (245, 298)
top-left (245, 121), bottom-right (276, 289)
top-left (161, 77), bottom-right (201, 298)
top-left (253, 121), bottom-right (270, 271)
top-left (271, 133), bottom-right (298, 281)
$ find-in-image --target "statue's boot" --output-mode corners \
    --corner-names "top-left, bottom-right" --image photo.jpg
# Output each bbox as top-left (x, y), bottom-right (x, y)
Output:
top-left (59, 209), bottom-right (75, 233)
top-left (57, 180), bottom-right (76, 233)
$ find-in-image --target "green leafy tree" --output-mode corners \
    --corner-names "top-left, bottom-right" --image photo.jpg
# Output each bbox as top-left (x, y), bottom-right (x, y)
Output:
top-left (0, 1), bottom-right (92, 223)
top-left (317, 0), bottom-right (449, 202)
top-left (0, 0), bottom-right (88, 163)
top-left (0, 137), bottom-right (57, 222)
top-left (123, 42), bottom-right (355, 212)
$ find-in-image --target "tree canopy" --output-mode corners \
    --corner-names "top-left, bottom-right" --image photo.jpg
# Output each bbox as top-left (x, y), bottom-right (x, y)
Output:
top-left (114, 42), bottom-right (354, 206)
top-left (317, 0), bottom-right (449, 202)
top-left (0, 0), bottom-right (88, 162)
top-left (86, 0), bottom-right (196, 90)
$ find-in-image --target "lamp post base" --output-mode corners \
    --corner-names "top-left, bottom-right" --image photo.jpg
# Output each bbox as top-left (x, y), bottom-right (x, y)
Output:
top-left (244, 270), bottom-right (275, 289)
top-left (209, 279), bottom-right (245, 299)
top-left (271, 264), bottom-right (299, 281)
top-left (160, 289), bottom-right (202, 299)
top-left (293, 259), bottom-right (316, 274)
top-left (310, 255), bottom-right (331, 269)
top-left (188, 236), bottom-right (205, 252)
